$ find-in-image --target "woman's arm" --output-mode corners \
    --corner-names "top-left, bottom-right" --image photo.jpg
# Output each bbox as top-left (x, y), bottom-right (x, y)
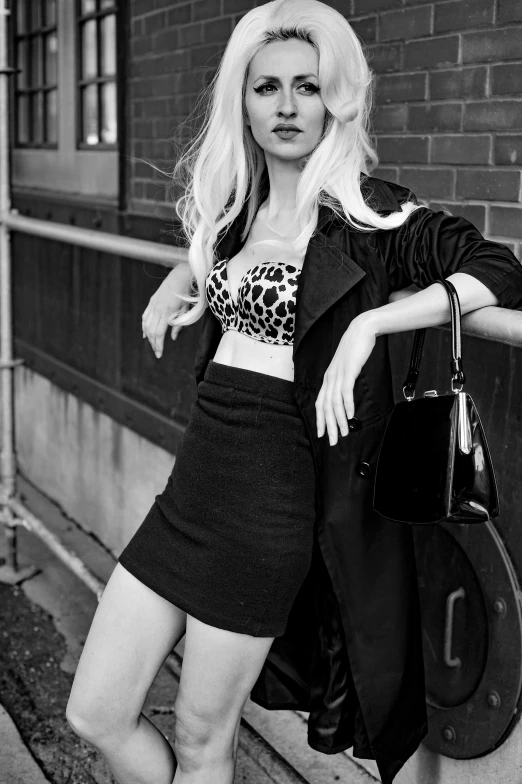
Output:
top-left (142, 261), bottom-right (193, 358)
top-left (360, 271), bottom-right (498, 337)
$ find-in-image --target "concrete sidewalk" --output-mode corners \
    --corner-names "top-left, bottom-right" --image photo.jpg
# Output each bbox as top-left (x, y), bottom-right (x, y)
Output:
top-left (0, 705), bottom-right (52, 784)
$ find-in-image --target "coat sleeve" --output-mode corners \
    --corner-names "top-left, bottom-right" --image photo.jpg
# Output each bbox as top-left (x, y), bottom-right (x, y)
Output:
top-left (378, 201), bottom-right (522, 311)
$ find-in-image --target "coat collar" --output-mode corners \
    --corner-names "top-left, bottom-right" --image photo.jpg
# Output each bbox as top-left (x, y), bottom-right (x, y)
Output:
top-left (213, 176), bottom-right (400, 358)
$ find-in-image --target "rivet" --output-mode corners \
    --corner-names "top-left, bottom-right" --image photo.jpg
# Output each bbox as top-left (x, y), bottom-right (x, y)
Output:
top-left (493, 599), bottom-right (506, 615)
top-left (442, 725), bottom-right (456, 742)
top-left (487, 691), bottom-right (500, 708)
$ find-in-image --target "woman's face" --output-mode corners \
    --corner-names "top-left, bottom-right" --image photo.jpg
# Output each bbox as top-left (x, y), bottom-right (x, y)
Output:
top-left (244, 39), bottom-right (326, 164)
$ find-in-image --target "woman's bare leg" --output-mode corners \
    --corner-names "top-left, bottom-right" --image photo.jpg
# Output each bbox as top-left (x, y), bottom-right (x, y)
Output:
top-left (172, 614), bottom-right (275, 784)
top-left (66, 562), bottom-right (187, 784)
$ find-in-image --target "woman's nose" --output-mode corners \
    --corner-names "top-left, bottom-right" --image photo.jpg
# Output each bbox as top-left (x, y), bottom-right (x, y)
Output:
top-left (277, 90), bottom-right (298, 115)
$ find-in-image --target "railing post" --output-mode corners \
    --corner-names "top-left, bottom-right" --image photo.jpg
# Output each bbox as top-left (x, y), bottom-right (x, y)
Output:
top-left (0, 0), bottom-right (39, 585)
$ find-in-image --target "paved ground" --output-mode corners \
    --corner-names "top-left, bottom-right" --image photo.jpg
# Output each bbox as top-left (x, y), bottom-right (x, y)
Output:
top-left (0, 473), bottom-right (379, 784)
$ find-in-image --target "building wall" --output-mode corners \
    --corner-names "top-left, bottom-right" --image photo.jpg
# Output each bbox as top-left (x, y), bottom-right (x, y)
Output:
top-left (128, 0), bottom-right (522, 258)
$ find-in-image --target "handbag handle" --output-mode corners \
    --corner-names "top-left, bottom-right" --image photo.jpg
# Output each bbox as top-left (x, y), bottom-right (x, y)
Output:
top-left (402, 279), bottom-right (466, 401)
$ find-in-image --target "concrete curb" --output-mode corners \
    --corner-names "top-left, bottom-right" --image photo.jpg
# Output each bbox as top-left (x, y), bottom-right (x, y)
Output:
top-left (0, 705), bottom-right (52, 784)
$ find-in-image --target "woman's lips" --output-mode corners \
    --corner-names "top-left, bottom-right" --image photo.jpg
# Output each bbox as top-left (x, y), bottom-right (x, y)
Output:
top-left (274, 129), bottom-right (301, 139)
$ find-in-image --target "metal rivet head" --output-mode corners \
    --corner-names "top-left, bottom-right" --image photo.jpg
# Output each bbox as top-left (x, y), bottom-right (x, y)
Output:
top-left (357, 461), bottom-right (372, 478)
top-left (487, 691), bottom-right (500, 708)
top-left (493, 599), bottom-right (506, 615)
top-left (442, 725), bottom-right (456, 742)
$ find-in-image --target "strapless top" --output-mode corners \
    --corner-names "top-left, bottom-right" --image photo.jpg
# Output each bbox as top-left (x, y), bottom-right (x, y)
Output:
top-left (205, 257), bottom-right (302, 345)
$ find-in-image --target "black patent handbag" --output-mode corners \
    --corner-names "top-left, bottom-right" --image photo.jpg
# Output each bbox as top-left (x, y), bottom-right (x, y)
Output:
top-left (373, 278), bottom-right (500, 525)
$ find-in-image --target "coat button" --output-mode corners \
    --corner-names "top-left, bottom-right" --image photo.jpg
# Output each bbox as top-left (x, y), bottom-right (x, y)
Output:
top-left (357, 461), bottom-right (373, 478)
top-left (348, 417), bottom-right (362, 431)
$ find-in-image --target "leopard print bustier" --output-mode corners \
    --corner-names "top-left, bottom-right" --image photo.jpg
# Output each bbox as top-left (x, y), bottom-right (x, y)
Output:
top-left (205, 257), bottom-right (302, 345)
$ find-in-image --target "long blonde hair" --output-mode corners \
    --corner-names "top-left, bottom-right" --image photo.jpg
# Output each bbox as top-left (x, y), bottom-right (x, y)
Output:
top-left (169, 0), bottom-right (422, 327)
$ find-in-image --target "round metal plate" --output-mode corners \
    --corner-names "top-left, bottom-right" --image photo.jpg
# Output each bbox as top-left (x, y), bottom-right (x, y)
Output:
top-left (413, 521), bottom-right (522, 758)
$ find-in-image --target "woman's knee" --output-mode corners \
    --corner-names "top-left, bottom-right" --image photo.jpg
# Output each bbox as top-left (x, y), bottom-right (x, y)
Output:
top-left (172, 698), bottom-right (239, 770)
top-left (65, 697), bottom-right (132, 746)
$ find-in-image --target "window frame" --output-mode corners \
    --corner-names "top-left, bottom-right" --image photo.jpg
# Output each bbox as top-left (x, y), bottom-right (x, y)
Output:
top-left (76, 0), bottom-right (118, 151)
top-left (10, 0), bottom-right (122, 201)
top-left (13, 0), bottom-right (59, 149)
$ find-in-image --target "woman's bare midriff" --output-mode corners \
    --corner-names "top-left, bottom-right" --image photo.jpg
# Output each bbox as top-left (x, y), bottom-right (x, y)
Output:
top-left (213, 330), bottom-right (295, 381)
top-left (211, 202), bottom-right (301, 382)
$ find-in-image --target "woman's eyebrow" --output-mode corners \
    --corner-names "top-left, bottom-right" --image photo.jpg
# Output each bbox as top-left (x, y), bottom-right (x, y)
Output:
top-left (253, 73), bottom-right (318, 82)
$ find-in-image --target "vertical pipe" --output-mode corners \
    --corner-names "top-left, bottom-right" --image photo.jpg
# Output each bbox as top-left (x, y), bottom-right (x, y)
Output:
top-left (0, 0), bottom-right (18, 561)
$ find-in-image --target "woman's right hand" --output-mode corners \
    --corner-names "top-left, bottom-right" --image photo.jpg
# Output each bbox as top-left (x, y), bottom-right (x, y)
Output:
top-left (142, 264), bottom-right (192, 359)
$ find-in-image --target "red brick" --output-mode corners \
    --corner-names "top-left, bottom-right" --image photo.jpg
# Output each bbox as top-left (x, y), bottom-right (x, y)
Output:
top-left (144, 11), bottom-right (167, 35)
top-left (456, 169), bottom-right (521, 201)
top-left (193, 0), bottom-right (221, 21)
top-left (167, 5), bottom-right (192, 26)
top-left (495, 136), bottom-right (522, 166)
top-left (405, 35), bottom-right (459, 71)
top-left (131, 17), bottom-right (144, 37)
top-left (190, 44), bottom-right (222, 69)
top-left (131, 36), bottom-right (153, 57)
top-left (353, 0), bottom-right (398, 12)
top-left (429, 203), bottom-right (486, 232)
top-left (462, 28), bottom-right (522, 64)
top-left (372, 166), bottom-right (399, 182)
top-left (490, 207), bottom-right (522, 239)
top-left (409, 104), bottom-right (462, 133)
top-left (350, 16), bottom-right (378, 43)
top-left (203, 17), bottom-right (233, 44)
top-left (491, 64), bottom-right (522, 97)
top-left (376, 72), bottom-right (427, 103)
top-left (366, 43), bottom-right (403, 73)
top-left (377, 136), bottom-right (429, 164)
top-left (464, 101), bottom-right (522, 131)
top-left (399, 167), bottom-right (455, 199)
top-left (177, 23), bottom-right (204, 48)
top-left (379, 6), bottom-right (432, 42)
top-left (434, 0), bottom-right (494, 33)
top-left (223, 0), bottom-right (254, 12)
top-left (372, 105), bottom-right (408, 132)
top-left (431, 135), bottom-right (491, 165)
top-left (430, 67), bottom-right (486, 100)
top-left (498, 0), bottom-right (522, 23)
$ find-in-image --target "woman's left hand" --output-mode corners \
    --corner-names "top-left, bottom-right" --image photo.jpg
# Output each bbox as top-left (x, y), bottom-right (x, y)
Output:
top-left (315, 314), bottom-right (377, 446)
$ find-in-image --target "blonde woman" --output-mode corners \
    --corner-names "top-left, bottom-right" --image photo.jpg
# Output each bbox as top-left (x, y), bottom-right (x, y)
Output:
top-left (65, 2), bottom-right (522, 783)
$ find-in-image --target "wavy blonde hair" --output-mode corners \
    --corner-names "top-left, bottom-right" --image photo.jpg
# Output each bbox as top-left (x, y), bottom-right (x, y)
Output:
top-left (168, 0), bottom-right (422, 328)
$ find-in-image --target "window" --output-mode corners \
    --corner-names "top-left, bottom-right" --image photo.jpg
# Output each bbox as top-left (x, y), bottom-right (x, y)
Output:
top-left (11, 0), bottom-right (119, 199)
top-left (78, 0), bottom-right (118, 147)
top-left (14, 0), bottom-right (58, 147)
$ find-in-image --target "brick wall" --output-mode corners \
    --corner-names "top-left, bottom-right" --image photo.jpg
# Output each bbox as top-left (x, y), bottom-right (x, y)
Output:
top-left (129, 0), bottom-right (522, 258)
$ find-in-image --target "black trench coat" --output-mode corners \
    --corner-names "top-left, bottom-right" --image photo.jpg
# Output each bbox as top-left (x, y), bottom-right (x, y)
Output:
top-left (193, 176), bottom-right (522, 784)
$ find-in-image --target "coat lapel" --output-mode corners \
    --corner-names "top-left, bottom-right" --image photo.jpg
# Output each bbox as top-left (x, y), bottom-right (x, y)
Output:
top-left (213, 200), bottom-right (369, 359)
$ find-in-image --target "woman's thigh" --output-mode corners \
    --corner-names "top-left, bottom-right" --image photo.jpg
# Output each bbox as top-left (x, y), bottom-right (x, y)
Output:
top-left (173, 614), bottom-right (274, 750)
top-left (66, 562), bottom-right (187, 737)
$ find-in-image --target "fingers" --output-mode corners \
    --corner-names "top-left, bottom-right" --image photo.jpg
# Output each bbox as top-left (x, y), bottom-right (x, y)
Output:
top-left (316, 370), bottom-right (355, 446)
top-left (142, 301), bottom-right (189, 358)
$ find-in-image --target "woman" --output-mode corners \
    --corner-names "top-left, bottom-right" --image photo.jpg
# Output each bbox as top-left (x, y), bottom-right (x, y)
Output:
top-left (65, 1), bottom-right (522, 783)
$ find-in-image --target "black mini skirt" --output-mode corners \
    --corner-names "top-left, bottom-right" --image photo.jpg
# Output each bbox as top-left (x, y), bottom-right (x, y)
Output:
top-left (117, 359), bottom-right (317, 637)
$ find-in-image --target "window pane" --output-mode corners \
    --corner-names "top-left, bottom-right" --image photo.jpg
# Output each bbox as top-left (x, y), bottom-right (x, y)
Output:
top-left (16, 40), bottom-right (28, 88)
top-left (100, 0), bottom-right (116, 8)
top-left (82, 84), bottom-right (99, 145)
top-left (45, 0), bottom-right (57, 27)
top-left (44, 32), bottom-right (58, 85)
top-left (81, 0), bottom-right (97, 13)
top-left (82, 20), bottom-right (98, 79)
top-left (17, 95), bottom-right (29, 143)
top-left (101, 81), bottom-right (117, 143)
top-left (100, 14), bottom-right (116, 76)
top-left (31, 91), bottom-right (44, 144)
top-left (45, 89), bottom-right (58, 143)
top-left (30, 36), bottom-right (43, 86)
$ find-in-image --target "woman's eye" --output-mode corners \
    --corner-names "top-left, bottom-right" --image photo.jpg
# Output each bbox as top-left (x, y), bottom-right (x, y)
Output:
top-left (254, 83), bottom-right (320, 94)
